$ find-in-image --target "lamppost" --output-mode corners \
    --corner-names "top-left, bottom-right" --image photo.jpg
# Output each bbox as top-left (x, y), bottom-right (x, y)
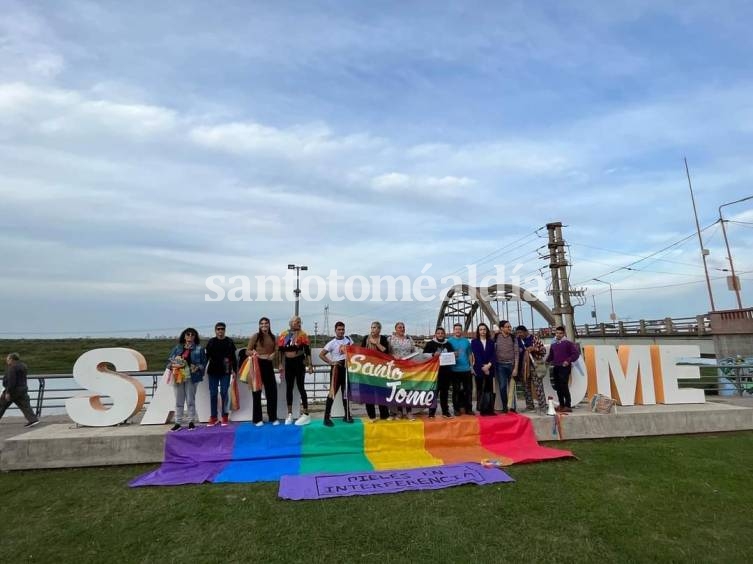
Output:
top-left (719, 195), bottom-right (753, 310)
top-left (594, 278), bottom-right (616, 322)
top-left (288, 264), bottom-right (308, 317)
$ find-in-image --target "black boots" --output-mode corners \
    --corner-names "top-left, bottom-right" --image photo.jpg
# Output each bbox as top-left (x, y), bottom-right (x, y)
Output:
top-left (324, 397), bottom-right (335, 427)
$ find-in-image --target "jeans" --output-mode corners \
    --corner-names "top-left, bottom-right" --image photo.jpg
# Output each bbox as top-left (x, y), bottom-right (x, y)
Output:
top-left (174, 380), bottom-right (198, 424)
top-left (208, 374), bottom-right (230, 418)
top-left (496, 362), bottom-right (514, 410)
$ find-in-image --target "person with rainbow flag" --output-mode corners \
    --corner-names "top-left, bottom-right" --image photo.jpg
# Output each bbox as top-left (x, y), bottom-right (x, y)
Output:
top-left (245, 317), bottom-right (280, 426)
top-left (278, 315), bottom-right (314, 426)
top-left (167, 328), bottom-right (206, 431)
top-left (319, 321), bottom-right (355, 427)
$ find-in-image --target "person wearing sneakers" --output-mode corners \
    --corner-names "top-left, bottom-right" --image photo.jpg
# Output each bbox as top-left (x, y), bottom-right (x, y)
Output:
top-left (0, 353), bottom-right (40, 427)
top-left (387, 321), bottom-right (418, 420)
top-left (361, 321), bottom-right (391, 422)
top-left (494, 320), bottom-right (519, 414)
top-left (545, 326), bottom-right (580, 412)
top-left (166, 328), bottom-right (206, 431)
top-left (447, 323), bottom-right (474, 415)
top-left (319, 321), bottom-right (354, 427)
top-left (247, 317), bottom-right (280, 427)
top-left (423, 327), bottom-right (455, 419)
top-left (278, 316), bottom-right (314, 426)
top-left (205, 322), bottom-right (237, 427)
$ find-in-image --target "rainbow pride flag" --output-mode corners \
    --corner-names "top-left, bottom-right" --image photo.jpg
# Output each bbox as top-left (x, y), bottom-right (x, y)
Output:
top-left (129, 415), bottom-right (573, 487)
top-left (346, 345), bottom-right (439, 408)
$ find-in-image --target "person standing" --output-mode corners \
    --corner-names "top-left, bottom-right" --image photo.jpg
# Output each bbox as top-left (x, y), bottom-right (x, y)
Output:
top-left (247, 317), bottom-right (279, 426)
top-left (167, 328), bottom-right (206, 431)
top-left (388, 321), bottom-right (418, 420)
top-left (206, 322), bottom-right (237, 427)
top-left (471, 323), bottom-right (497, 415)
top-left (516, 325), bottom-right (546, 411)
top-left (494, 320), bottom-right (519, 413)
top-left (319, 321), bottom-right (354, 427)
top-left (361, 321), bottom-right (391, 422)
top-left (447, 323), bottom-right (474, 415)
top-left (0, 353), bottom-right (40, 427)
top-left (545, 326), bottom-right (580, 412)
top-left (278, 315), bottom-right (314, 426)
top-left (424, 327), bottom-right (455, 418)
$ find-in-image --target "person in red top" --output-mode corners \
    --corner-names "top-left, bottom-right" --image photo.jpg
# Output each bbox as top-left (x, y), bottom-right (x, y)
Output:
top-left (545, 326), bottom-right (580, 412)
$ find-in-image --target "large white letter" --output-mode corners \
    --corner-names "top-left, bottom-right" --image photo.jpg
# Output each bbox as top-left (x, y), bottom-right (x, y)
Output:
top-left (66, 348), bottom-right (146, 427)
top-left (655, 345), bottom-right (705, 404)
top-left (592, 345), bottom-right (656, 405)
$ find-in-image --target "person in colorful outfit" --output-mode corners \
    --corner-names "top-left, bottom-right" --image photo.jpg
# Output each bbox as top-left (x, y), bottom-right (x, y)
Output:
top-left (205, 322), bottom-right (237, 427)
top-left (423, 327), bottom-right (455, 418)
top-left (278, 315), bottom-right (313, 426)
top-left (361, 321), bottom-right (391, 422)
top-left (319, 321), bottom-right (355, 427)
top-left (515, 325), bottom-right (547, 411)
top-left (167, 328), bottom-right (206, 431)
top-left (246, 317), bottom-right (279, 426)
top-left (471, 323), bottom-right (496, 415)
top-left (387, 321), bottom-right (418, 420)
top-left (494, 320), bottom-right (519, 413)
top-left (447, 323), bottom-right (474, 415)
top-left (545, 326), bottom-right (580, 412)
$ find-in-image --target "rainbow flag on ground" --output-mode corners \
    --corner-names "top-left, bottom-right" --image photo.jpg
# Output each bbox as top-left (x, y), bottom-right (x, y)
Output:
top-left (129, 415), bottom-right (573, 487)
top-left (346, 346), bottom-right (439, 408)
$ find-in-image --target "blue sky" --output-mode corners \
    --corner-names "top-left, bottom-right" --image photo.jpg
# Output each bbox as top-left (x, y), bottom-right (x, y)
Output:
top-left (1, 0), bottom-right (752, 338)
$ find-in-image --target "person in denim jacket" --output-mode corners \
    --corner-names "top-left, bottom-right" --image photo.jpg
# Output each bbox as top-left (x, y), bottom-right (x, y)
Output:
top-left (167, 327), bottom-right (207, 431)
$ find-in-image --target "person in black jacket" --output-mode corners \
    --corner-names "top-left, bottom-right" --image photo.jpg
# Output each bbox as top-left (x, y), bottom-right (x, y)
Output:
top-left (361, 321), bottom-right (390, 422)
top-left (205, 322), bottom-right (237, 426)
top-left (424, 327), bottom-right (455, 418)
top-left (0, 353), bottom-right (40, 427)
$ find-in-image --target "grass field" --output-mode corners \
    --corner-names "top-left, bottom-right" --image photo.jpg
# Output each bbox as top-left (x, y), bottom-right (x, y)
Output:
top-left (3, 432), bottom-right (752, 563)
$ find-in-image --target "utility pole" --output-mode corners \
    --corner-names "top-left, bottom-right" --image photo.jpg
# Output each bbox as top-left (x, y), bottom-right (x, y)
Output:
top-left (591, 295), bottom-right (598, 325)
top-left (546, 222), bottom-right (581, 340)
top-left (287, 264), bottom-right (309, 317)
top-left (323, 304), bottom-right (330, 334)
top-left (684, 158), bottom-right (716, 311)
top-left (314, 321), bottom-right (319, 347)
top-left (719, 195), bottom-right (753, 310)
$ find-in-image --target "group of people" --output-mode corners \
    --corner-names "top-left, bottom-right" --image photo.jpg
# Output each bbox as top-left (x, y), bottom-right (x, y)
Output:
top-left (167, 316), bottom-right (580, 431)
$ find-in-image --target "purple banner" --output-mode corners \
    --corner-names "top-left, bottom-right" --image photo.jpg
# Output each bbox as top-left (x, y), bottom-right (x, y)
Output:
top-left (278, 463), bottom-right (514, 500)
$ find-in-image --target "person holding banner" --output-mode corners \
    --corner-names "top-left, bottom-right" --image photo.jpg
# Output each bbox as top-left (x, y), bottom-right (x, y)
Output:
top-left (167, 328), bottom-right (206, 431)
top-left (361, 321), bottom-right (391, 422)
top-left (319, 321), bottom-right (355, 427)
top-left (471, 323), bottom-right (497, 415)
top-left (278, 316), bottom-right (314, 426)
top-left (494, 320), bottom-right (519, 413)
top-left (388, 322), bottom-right (418, 420)
top-left (246, 317), bottom-right (279, 426)
top-left (424, 327), bottom-right (455, 418)
top-left (448, 323), bottom-right (474, 415)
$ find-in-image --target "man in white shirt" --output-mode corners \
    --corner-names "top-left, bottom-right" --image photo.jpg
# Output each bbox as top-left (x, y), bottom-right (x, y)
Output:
top-left (319, 321), bottom-right (355, 427)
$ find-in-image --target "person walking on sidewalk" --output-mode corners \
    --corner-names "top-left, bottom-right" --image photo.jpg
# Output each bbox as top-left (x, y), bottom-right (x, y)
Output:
top-left (0, 353), bottom-right (40, 427)
top-left (545, 326), bottom-right (580, 412)
top-left (319, 321), bottom-right (354, 427)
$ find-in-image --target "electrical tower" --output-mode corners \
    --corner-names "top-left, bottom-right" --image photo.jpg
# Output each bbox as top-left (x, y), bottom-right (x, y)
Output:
top-left (545, 222), bottom-right (585, 340)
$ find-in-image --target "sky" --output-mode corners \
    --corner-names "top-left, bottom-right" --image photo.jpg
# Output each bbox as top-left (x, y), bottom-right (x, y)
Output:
top-left (1, 0), bottom-right (752, 339)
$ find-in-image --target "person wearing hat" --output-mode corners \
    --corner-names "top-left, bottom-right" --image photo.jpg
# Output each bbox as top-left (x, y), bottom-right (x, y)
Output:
top-left (205, 322), bottom-right (237, 426)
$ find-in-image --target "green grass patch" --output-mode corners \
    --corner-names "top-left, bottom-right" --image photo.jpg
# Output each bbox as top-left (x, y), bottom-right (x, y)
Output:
top-left (3, 432), bottom-right (753, 563)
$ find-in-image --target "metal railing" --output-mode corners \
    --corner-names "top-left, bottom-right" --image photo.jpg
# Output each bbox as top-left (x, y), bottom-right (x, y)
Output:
top-left (576, 315), bottom-right (711, 338)
top-left (5, 366), bottom-right (336, 417)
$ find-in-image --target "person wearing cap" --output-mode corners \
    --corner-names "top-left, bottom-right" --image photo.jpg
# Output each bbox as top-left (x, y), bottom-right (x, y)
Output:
top-left (205, 322), bottom-right (237, 426)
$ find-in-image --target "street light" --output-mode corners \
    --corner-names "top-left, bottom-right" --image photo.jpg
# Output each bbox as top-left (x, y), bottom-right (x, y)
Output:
top-left (719, 195), bottom-right (753, 310)
top-left (593, 278), bottom-right (616, 322)
top-left (288, 264), bottom-right (309, 317)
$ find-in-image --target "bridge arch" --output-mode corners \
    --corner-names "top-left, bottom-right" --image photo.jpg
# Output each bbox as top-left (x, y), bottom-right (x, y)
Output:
top-left (436, 284), bottom-right (556, 333)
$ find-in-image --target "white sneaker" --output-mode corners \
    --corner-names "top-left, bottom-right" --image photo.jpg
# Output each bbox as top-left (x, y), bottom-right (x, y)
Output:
top-left (407, 414), bottom-right (416, 421)
top-left (369, 418), bottom-right (378, 423)
top-left (285, 414), bottom-right (294, 425)
top-left (294, 413), bottom-right (311, 426)
top-left (272, 420), bottom-right (280, 426)
top-left (254, 421), bottom-right (264, 427)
